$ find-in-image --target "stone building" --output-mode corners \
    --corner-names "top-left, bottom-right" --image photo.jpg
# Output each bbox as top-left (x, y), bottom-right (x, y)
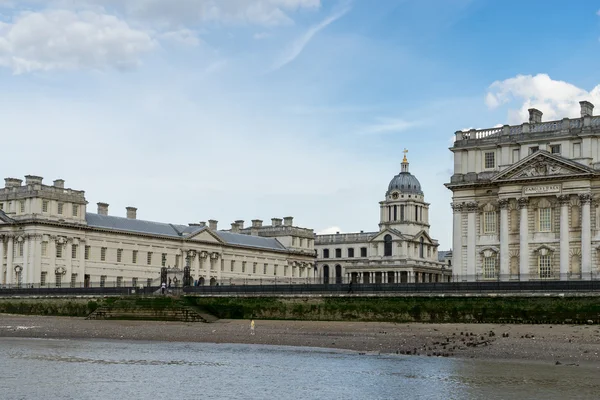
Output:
top-left (447, 101), bottom-right (600, 281)
top-left (314, 152), bottom-right (449, 284)
top-left (0, 176), bottom-right (315, 287)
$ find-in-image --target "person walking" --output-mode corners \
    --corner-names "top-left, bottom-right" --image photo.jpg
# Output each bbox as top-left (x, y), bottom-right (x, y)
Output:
top-left (161, 282), bottom-right (166, 295)
top-left (347, 279), bottom-right (353, 294)
top-left (250, 319), bottom-right (255, 335)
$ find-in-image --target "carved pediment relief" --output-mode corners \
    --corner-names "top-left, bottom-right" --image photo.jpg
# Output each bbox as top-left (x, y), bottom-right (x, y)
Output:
top-left (492, 152), bottom-right (594, 182)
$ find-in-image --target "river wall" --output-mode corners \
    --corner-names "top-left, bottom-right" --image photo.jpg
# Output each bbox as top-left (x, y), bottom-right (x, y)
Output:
top-left (1, 296), bottom-right (598, 324)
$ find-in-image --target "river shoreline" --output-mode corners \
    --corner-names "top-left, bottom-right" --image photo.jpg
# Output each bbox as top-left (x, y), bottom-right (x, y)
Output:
top-left (1, 314), bottom-right (599, 367)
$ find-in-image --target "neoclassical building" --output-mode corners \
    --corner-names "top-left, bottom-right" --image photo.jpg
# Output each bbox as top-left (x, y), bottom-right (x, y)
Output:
top-left (447, 101), bottom-right (600, 281)
top-left (0, 176), bottom-right (315, 287)
top-left (315, 153), bottom-right (449, 284)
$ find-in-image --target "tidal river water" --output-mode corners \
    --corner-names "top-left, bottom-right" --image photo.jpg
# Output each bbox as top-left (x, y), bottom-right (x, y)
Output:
top-left (0, 337), bottom-right (598, 399)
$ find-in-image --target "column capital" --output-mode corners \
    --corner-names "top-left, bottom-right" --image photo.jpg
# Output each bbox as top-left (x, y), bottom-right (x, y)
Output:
top-left (579, 193), bottom-right (593, 204)
top-left (557, 194), bottom-right (570, 205)
top-left (465, 201), bottom-right (478, 213)
top-left (451, 202), bottom-right (464, 213)
top-left (498, 199), bottom-right (510, 209)
top-left (517, 197), bottom-right (529, 209)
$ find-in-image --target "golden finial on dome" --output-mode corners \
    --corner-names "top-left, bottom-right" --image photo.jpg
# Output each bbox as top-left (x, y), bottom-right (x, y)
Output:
top-left (402, 148), bottom-right (408, 163)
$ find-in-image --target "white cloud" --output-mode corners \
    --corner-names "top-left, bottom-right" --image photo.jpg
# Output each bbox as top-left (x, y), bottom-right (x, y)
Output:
top-left (485, 73), bottom-right (600, 124)
top-left (271, 4), bottom-right (349, 70)
top-left (160, 28), bottom-right (201, 46)
top-left (317, 226), bottom-right (342, 234)
top-left (0, 10), bottom-right (155, 73)
top-left (253, 31), bottom-right (271, 39)
top-left (360, 118), bottom-right (420, 135)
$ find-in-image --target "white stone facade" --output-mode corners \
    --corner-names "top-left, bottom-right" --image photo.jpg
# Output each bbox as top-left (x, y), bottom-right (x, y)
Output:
top-left (0, 176), bottom-right (315, 287)
top-left (315, 154), bottom-right (449, 284)
top-left (447, 101), bottom-right (600, 281)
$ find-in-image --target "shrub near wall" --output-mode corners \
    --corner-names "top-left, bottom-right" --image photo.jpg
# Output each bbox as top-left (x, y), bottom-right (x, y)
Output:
top-left (0, 298), bottom-right (100, 317)
top-left (188, 297), bottom-right (600, 324)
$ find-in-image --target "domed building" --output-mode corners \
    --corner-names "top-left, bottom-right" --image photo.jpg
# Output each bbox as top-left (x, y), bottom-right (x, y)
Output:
top-left (314, 151), bottom-right (450, 284)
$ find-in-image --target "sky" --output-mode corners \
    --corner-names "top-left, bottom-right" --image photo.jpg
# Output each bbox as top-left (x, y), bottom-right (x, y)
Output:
top-left (1, 1), bottom-right (600, 250)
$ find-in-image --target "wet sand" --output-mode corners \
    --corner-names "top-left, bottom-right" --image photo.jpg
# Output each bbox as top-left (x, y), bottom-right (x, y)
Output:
top-left (1, 314), bottom-right (599, 366)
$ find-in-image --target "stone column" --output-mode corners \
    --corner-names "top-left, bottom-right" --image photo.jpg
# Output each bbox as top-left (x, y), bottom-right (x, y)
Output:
top-left (580, 193), bottom-right (592, 280)
top-left (498, 199), bottom-right (510, 281)
top-left (66, 240), bottom-right (73, 285)
top-left (518, 198), bottom-right (529, 281)
top-left (451, 202), bottom-right (464, 280)
top-left (558, 195), bottom-right (570, 280)
top-left (0, 235), bottom-right (4, 285)
top-left (466, 202), bottom-right (478, 280)
top-left (22, 236), bottom-right (29, 285)
top-left (79, 239), bottom-right (86, 286)
top-left (6, 236), bottom-right (13, 286)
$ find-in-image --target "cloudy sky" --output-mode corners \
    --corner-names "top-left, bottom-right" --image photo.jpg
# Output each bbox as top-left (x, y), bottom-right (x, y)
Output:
top-left (1, 1), bottom-right (600, 249)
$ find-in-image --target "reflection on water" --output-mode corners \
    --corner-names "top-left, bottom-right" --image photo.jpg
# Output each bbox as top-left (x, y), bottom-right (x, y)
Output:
top-left (0, 338), bottom-right (598, 400)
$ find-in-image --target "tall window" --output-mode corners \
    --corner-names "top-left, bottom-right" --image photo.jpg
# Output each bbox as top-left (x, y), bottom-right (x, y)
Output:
top-left (100, 275), bottom-right (106, 287)
top-left (57, 203), bottom-right (64, 215)
top-left (71, 244), bottom-right (78, 259)
top-left (132, 250), bottom-right (138, 264)
top-left (323, 249), bottom-right (330, 258)
top-left (70, 274), bottom-right (77, 288)
top-left (56, 244), bottom-right (63, 258)
top-left (19, 201), bottom-right (25, 213)
top-left (161, 253), bottom-right (167, 267)
top-left (539, 255), bottom-right (552, 279)
top-left (274, 265), bottom-right (278, 275)
top-left (55, 273), bottom-right (62, 288)
top-left (253, 263), bottom-right (257, 273)
top-left (147, 252), bottom-right (152, 265)
top-left (116, 277), bottom-right (123, 287)
top-left (72, 204), bottom-right (78, 217)
top-left (539, 208), bottom-right (552, 232)
top-left (117, 249), bottom-right (123, 262)
top-left (42, 200), bottom-right (49, 213)
top-left (18, 241), bottom-right (24, 256)
top-left (415, 205), bottom-right (419, 221)
top-left (384, 235), bottom-right (392, 257)
top-left (335, 248), bottom-right (342, 258)
top-left (360, 247), bottom-right (367, 257)
top-left (132, 277), bottom-right (138, 287)
top-left (242, 261), bottom-right (246, 273)
top-left (40, 271), bottom-right (47, 286)
top-left (483, 256), bottom-right (497, 279)
top-left (573, 143), bottom-right (581, 158)
top-left (393, 205), bottom-right (397, 221)
top-left (41, 242), bottom-right (48, 256)
top-left (512, 149), bottom-right (520, 163)
top-left (100, 247), bottom-right (107, 261)
top-left (400, 205), bottom-right (405, 221)
top-left (419, 237), bottom-right (424, 258)
top-left (348, 248), bottom-right (354, 258)
top-left (231, 260), bottom-right (235, 272)
top-left (484, 152), bottom-right (495, 169)
top-left (483, 211), bottom-right (497, 234)
top-left (84, 245), bottom-right (90, 260)
top-left (263, 263), bottom-right (268, 274)
top-left (175, 254), bottom-right (180, 267)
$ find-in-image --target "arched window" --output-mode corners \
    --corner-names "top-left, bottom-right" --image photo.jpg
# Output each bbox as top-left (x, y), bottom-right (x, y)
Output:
top-left (384, 235), bottom-right (392, 256)
top-left (419, 237), bottom-right (424, 258)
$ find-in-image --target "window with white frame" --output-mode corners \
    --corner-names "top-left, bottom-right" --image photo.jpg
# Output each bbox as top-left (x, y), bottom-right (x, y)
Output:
top-left (550, 144), bottom-right (561, 154)
top-left (263, 263), bottom-right (268, 274)
top-left (242, 261), bottom-right (246, 273)
top-left (117, 248), bottom-right (123, 262)
top-left (41, 242), bottom-right (48, 256)
top-left (274, 264), bottom-right (278, 275)
top-left (101, 247), bottom-right (107, 261)
top-left (529, 146), bottom-right (539, 155)
top-left (161, 253), bottom-right (167, 266)
top-left (42, 200), bottom-right (48, 213)
top-left (40, 271), bottom-right (47, 286)
top-left (483, 211), bottom-right (497, 234)
top-left (72, 204), bottom-right (78, 217)
top-left (483, 256), bottom-right (497, 279)
top-left (231, 260), bottom-right (235, 272)
top-left (84, 245), bottom-right (90, 260)
top-left (71, 244), bottom-right (78, 259)
top-left (71, 273), bottom-right (77, 288)
top-left (57, 203), bottom-right (64, 215)
top-left (484, 152), bottom-right (495, 169)
top-left (539, 254), bottom-right (552, 278)
top-left (116, 276), bottom-right (123, 287)
top-left (19, 201), bottom-right (25, 213)
top-left (100, 275), bottom-right (106, 287)
top-left (18, 241), bottom-right (24, 256)
top-left (253, 263), bottom-right (257, 274)
top-left (56, 244), bottom-right (63, 258)
top-left (538, 208), bottom-right (552, 232)
top-left (147, 252), bottom-right (152, 265)
top-left (133, 250), bottom-right (138, 264)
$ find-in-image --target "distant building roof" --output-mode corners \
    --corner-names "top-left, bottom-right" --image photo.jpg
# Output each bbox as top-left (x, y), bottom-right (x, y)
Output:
top-left (86, 213), bottom-right (287, 251)
top-left (438, 250), bottom-right (452, 262)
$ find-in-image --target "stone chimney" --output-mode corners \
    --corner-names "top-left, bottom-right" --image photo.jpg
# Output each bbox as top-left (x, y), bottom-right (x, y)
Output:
top-left (231, 222), bottom-right (240, 233)
top-left (4, 178), bottom-right (22, 188)
top-left (235, 220), bottom-right (245, 229)
top-left (283, 216), bottom-right (293, 226)
top-left (580, 101), bottom-right (594, 117)
top-left (53, 179), bottom-right (65, 189)
top-left (208, 219), bottom-right (218, 230)
top-left (25, 175), bottom-right (43, 185)
top-left (97, 202), bottom-right (109, 216)
top-left (126, 206), bottom-right (137, 219)
top-left (251, 219), bottom-right (263, 228)
top-left (199, 221), bottom-right (206, 227)
top-left (271, 218), bottom-right (282, 227)
top-left (528, 108), bottom-right (543, 124)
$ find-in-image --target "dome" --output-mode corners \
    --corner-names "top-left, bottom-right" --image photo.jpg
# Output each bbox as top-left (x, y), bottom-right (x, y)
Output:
top-left (386, 150), bottom-right (423, 195)
top-left (387, 172), bottom-right (423, 195)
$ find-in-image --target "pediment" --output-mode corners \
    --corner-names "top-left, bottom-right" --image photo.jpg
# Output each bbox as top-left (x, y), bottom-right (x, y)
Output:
top-left (184, 228), bottom-right (223, 244)
top-left (412, 230), bottom-right (436, 245)
top-left (492, 151), bottom-right (595, 182)
top-left (370, 228), bottom-right (404, 242)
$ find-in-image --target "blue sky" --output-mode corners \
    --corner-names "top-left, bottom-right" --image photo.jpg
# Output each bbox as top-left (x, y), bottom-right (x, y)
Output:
top-left (1, 0), bottom-right (600, 249)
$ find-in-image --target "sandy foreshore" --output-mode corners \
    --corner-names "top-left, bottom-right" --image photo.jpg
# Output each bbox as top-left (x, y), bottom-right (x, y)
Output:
top-left (1, 314), bottom-right (599, 366)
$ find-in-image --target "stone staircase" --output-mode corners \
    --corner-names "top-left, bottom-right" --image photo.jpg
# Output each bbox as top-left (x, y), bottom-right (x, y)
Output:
top-left (86, 305), bottom-right (215, 323)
